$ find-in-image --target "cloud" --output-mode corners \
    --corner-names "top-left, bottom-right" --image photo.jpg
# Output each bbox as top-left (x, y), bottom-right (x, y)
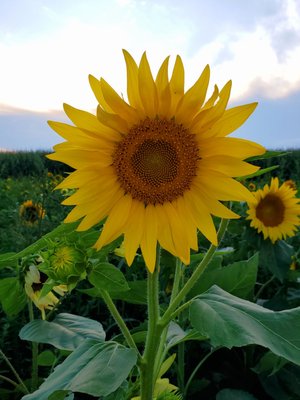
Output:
top-left (186, 0), bottom-right (300, 101)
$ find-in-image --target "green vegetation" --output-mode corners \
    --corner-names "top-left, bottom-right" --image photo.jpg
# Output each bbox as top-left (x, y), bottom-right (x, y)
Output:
top-left (0, 150), bottom-right (299, 400)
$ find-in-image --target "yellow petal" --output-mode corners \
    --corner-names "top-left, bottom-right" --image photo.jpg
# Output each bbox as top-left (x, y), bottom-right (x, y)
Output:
top-left (97, 106), bottom-right (129, 133)
top-left (63, 103), bottom-right (119, 141)
top-left (77, 187), bottom-right (124, 231)
top-left (184, 191), bottom-right (218, 245)
top-left (175, 64), bottom-right (210, 125)
top-left (164, 202), bottom-right (190, 265)
top-left (199, 155), bottom-right (260, 177)
top-left (123, 200), bottom-right (145, 266)
top-left (47, 149), bottom-right (112, 169)
top-left (211, 103), bottom-right (258, 137)
top-left (100, 78), bottom-right (139, 124)
top-left (191, 183), bottom-right (240, 219)
top-left (89, 75), bottom-right (114, 113)
top-left (122, 49), bottom-right (141, 109)
top-left (197, 171), bottom-right (254, 202)
top-left (197, 136), bottom-right (266, 159)
top-left (191, 80), bottom-right (232, 136)
top-left (138, 52), bottom-right (158, 117)
top-left (94, 194), bottom-right (132, 249)
top-left (169, 55), bottom-right (184, 115)
top-left (155, 204), bottom-right (177, 256)
top-left (140, 204), bottom-right (158, 273)
top-left (155, 56), bottom-right (171, 116)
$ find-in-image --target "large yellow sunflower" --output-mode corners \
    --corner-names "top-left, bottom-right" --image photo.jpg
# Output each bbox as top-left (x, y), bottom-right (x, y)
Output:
top-left (48, 50), bottom-right (265, 272)
top-left (247, 177), bottom-right (300, 242)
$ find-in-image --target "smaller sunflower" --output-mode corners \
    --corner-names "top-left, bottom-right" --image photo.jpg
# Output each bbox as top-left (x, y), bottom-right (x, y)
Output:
top-left (19, 200), bottom-right (45, 225)
top-left (284, 179), bottom-right (297, 191)
top-left (24, 265), bottom-right (67, 319)
top-left (246, 177), bottom-right (300, 242)
top-left (248, 182), bottom-right (256, 191)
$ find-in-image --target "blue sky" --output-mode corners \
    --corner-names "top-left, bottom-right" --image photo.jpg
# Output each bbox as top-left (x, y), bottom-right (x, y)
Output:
top-left (0, 0), bottom-right (299, 151)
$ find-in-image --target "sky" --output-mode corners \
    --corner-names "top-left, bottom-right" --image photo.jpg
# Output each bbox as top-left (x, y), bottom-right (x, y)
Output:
top-left (0, 0), bottom-right (300, 151)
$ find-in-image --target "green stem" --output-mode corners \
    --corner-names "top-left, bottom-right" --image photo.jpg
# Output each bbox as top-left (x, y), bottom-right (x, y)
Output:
top-left (254, 275), bottom-right (276, 302)
top-left (140, 245), bottom-right (163, 400)
top-left (28, 301), bottom-right (39, 391)
top-left (160, 218), bottom-right (228, 327)
top-left (100, 289), bottom-right (141, 357)
top-left (152, 258), bottom-right (184, 382)
top-left (0, 349), bottom-right (29, 394)
top-left (183, 347), bottom-right (219, 398)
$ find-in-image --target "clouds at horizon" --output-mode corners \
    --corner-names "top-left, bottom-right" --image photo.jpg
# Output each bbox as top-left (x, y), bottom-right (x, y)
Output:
top-left (0, 0), bottom-right (299, 150)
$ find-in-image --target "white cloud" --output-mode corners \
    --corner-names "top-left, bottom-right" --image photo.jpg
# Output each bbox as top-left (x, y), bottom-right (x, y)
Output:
top-left (0, 0), bottom-right (299, 113)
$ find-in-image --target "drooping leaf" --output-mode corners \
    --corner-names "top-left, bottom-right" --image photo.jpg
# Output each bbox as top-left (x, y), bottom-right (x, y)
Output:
top-left (166, 322), bottom-right (207, 350)
top-left (89, 262), bottom-right (130, 293)
top-left (0, 277), bottom-right (27, 316)
top-left (190, 286), bottom-right (300, 366)
top-left (20, 313), bottom-right (105, 350)
top-left (21, 339), bottom-right (137, 400)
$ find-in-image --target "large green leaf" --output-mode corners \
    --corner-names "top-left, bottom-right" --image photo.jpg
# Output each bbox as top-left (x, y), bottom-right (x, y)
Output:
top-left (190, 286), bottom-right (300, 366)
top-left (188, 254), bottom-right (258, 300)
top-left (89, 262), bottom-right (130, 293)
top-left (0, 277), bottom-right (27, 315)
top-left (21, 339), bottom-right (137, 400)
top-left (19, 313), bottom-right (105, 350)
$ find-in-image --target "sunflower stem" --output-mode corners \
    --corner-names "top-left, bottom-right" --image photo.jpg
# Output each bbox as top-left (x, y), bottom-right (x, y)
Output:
top-left (140, 245), bottom-right (163, 400)
top-left (28, 300), bottom-right (39, 392)
top-left (0, 349), bottom-right (29, 395)
top-left (160, 218), bottom-right (228, 327)
top-left (99, 289), bottom-right (141, 356)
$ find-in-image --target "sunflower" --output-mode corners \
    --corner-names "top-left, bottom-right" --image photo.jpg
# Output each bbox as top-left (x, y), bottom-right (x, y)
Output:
top-left (24, 265), bottom-right (67, 319)
top-left (246, 177), bottom-right (300, 242)
top-left (19, 200), bottom-right (45, 225)
top-left (284, 179), bottom-right (297, 191)
top-left (48, 50), bottom-right (265, 272)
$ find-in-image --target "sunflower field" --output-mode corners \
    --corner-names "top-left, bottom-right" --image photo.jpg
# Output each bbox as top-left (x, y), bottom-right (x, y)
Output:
top-left (0, 49), bottom-right (300, 400)
top-left (0, 148), bottom-right (299, 400)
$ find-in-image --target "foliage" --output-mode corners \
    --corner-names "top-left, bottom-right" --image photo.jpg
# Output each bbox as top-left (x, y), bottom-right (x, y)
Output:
top-left (0, 150), bottom-right (300, 399)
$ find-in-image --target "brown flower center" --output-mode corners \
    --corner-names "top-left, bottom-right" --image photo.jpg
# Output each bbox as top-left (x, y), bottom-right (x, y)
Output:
top-left (112, 117), bottom-right (199, 205)
top-left (256, 194), bottom-right (285, 227)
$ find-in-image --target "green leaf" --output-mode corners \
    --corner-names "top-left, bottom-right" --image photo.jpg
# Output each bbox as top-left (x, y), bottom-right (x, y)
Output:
top-left (259, 240), bottom-right (294, 282)
top-left (166, 322), bottom-right (207, 350)
top-left (37, 350), bottom-right (56, 366)
top-left (188, 254), bottom-right (258, 300)
top-left (216, 388), bottom-right (258, 399)
top-left (238, 165), bottom-right (278, 180)
top-left (89, 262), bottom-right (130, 293)
top-left (20, 313), bottom-right (105, 350)
top-left (0, 277), bottom-right (27, 316)
top-left (252, 351), bottom-right (289, 376)
top-left (190, 286), bottom-right (300, 366)
top-left (246, 150), bottom-right (290, 162)
top-left (21, 339), bottom-right (137, 400)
